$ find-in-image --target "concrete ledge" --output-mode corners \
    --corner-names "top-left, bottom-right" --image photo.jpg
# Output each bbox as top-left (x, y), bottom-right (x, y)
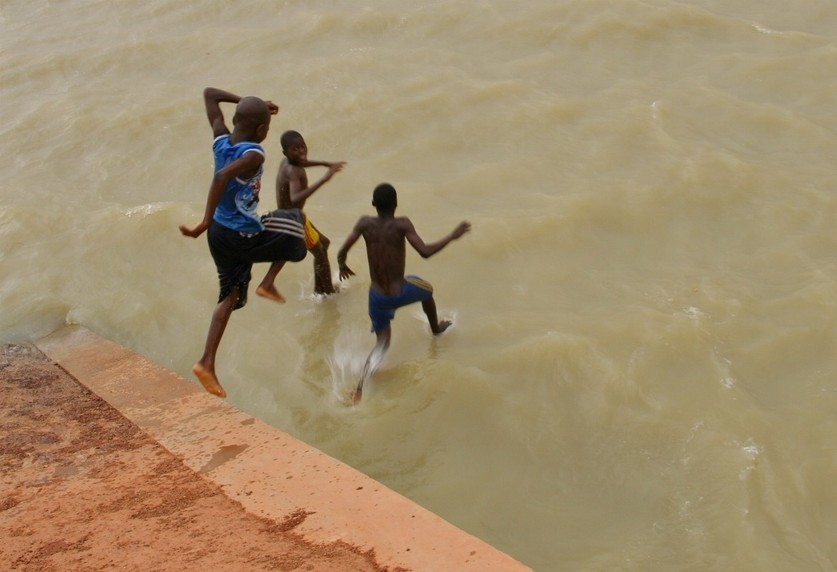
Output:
top-left (36, 325), bottom-right (530, 572)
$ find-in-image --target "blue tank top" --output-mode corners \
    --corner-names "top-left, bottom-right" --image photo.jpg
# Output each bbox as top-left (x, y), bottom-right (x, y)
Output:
top-left (211, 135), bottom-right (265, 233)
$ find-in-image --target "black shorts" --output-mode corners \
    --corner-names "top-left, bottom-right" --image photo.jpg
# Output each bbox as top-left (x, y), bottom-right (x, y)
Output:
top-left (207, 209), bottom-right (308, 310)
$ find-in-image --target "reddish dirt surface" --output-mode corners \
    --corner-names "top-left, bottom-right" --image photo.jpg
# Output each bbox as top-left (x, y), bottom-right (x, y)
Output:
top-left (0, 343), bottom-right (405, 572)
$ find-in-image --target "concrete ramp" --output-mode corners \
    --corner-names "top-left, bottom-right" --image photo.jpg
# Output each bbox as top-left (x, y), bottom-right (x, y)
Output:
top-left (37, 325), bottom-right (531, 572)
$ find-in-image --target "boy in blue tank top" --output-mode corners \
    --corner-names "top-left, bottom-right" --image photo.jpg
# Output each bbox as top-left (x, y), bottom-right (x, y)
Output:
top-left (179, 87), bottom-right (308, 398)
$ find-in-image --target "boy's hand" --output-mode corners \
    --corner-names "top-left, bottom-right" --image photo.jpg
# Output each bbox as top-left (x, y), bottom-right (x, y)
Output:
top-left (338, 263), bottom-right (355, 281)
top-left (265, 101), bottom-right (280, 115)
top-left (325, 162), bottom-right (346, 180)
top-left (452, 221), bottom-right (471, 239)
top-left (179, 222), bottom-right (207, 238)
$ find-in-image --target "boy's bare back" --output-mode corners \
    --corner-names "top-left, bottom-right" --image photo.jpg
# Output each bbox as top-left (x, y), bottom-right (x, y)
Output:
top-left (337, 182), bottom-right (470, 302)
top-left (355, 215), bottom-right (412, 296)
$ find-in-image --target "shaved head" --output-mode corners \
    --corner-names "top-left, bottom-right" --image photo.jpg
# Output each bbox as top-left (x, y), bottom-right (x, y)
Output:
top-left (234, 96), bottom-right (270, 128)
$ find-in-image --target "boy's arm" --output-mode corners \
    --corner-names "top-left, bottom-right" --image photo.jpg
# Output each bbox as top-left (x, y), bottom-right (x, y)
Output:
top-left (288, 161), bottom-right (346, 206)
top-left (336, 221), bottom-right (362, 280)
top-left (403, 219), bottom-right (471, 259)
top-left (203, 88), bottom-right (279, 138)
top-left (300, 159), bottom-right (344, 168)
top-left (179, 152), bottom-right (264, 238)
top-left (203, 87), bottom-right (241, 138)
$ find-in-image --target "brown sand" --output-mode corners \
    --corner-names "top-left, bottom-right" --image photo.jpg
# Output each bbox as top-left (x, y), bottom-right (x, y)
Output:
top-left (0, 343), bottom-right (402, 572)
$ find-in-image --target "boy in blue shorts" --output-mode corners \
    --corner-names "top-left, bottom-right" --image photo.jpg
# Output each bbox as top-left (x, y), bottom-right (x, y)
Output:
top-left (179, 87), bottom-right (308, 398)
top-left (336, 183), bottom-right (470, 403)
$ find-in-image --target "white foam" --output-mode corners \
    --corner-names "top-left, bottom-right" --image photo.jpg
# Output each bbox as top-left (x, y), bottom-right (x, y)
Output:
top-left (326, 326), bottom-right (374, 405)
top-left (738, 439), bottom-right (762, 480)
top-left (296, 275), bottom-right (350, 304)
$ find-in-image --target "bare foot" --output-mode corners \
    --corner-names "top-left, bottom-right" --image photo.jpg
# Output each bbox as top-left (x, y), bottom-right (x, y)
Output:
top-left (432, 320), bottom-right (452, 335)
top-left (256, 284), bottom-right (286, 304)
top-left (192, 363), bottom-right (227, 398)
top-left (313, 280), bottom-right (339, 296)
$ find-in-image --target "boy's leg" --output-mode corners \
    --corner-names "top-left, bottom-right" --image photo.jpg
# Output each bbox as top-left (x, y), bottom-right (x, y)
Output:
top-left (421, 296), bottom-right (452, 335)
top-left (311, 237), bottom-right (335, 295)
top-left (254, 209), bottom-right (308, 303)
top-left (256, 261), bottom-right (287, 303)
top-left (353, 326), bottom-right (391, 404)
top-left (193, 288), bottom-right (241, 398)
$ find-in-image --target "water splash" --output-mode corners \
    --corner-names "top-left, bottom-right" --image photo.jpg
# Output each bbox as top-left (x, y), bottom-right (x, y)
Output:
top-left (326, 326), bottom-right (371, 405)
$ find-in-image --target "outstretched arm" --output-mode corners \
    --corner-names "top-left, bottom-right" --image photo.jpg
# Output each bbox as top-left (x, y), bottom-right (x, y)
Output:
top-left (300, 159), bottom-right (345, 169)
top-left (288, 162), bottom-right (346, 206)
top-left (404, 220), bottom-right (471, 258)
top-left (179, 151), bottom-right (264, 238)
top-left (336, 222), bottom-right (362, 280)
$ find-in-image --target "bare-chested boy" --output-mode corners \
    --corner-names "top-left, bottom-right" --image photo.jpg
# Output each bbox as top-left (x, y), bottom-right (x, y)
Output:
top-left (259, 130), bottom-right (345, 297)
top-left (336, 183), bottom-right (470, 403)
top-left (179, 88), bottom-right (307, 398)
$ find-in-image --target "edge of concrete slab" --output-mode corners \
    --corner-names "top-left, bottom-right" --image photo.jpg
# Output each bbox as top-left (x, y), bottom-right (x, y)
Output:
top-left (36, 325), bottom-right (531, 572)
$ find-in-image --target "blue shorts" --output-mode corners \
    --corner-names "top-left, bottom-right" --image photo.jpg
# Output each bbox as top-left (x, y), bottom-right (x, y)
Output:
top-left (368, 276), bottom-right (433, 332)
